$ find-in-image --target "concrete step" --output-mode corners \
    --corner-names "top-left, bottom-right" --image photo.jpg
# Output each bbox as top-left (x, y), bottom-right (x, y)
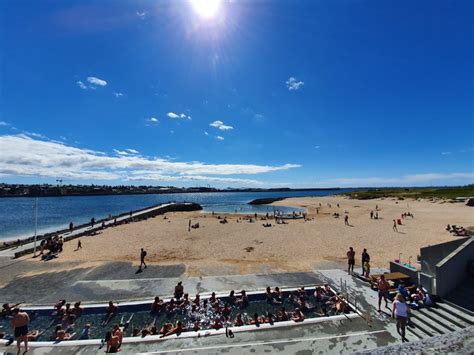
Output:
top-left (406, 324), bottom-right (427, 340)
top-left (407, 318), bottom-right (434, 337)
top-left (443, 296), bottom-right (474, 314)
top-left (417, 308), bottom-right (461, 332)
top-left (436, 302), bottom-right (474, 325)
top-left (428, 306), bottom-right (471, 329)
top-left (410, 312), bottom-right (445, 336)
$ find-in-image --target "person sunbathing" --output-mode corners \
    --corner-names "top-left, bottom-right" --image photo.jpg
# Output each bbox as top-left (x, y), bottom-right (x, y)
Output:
top-left (161, 321), bottom-right (184, 337)
top-left (248, 313), bottom-right (263, 326)
top-left (234, 313), bottom-right (244, 326)
top-left (159, 323), bottom-right (172, 336)
top-left (291, 308), bottom-right (305, 322)
top-left (211, 318), bottom-right (223, 330)
top-left (277, 307), bottom-right (289, 321)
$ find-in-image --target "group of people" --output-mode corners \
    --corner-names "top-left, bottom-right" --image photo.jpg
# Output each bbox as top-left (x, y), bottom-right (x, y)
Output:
top-left (38, 235), bottom-right (64, 259)
top-left (346, 247), bottom-right (371, 277)
top-left (446, 224), bottom-right (469, 237)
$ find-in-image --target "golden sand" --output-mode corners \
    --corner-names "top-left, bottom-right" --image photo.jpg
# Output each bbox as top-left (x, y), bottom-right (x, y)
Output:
top-left (42, 196), bottom-right (473, 276)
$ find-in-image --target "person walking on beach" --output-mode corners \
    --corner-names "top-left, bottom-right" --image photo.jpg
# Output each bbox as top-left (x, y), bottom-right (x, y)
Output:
top-left (140, 248), bottom-right (147, 270)
top-left (91, 218), bottom-right (95, 229)
top-left (77, 240), bottom-right (82, 250)
top-left (11, 308), bottom-right (30, 354)
top-left (346, 247), bottom-right (355, 275)
top-left (344, 215), bottom-right (349, 225)
top-left (370, 211), bottom-right (373, 219)
top-left (392, 293), bottom-right (410, 342)
top-left (393, 219), bottom-right (398, 232)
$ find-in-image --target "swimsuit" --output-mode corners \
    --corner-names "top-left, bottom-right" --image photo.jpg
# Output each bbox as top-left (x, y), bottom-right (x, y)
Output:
top-left (14, 325), bottom-right (28, 338)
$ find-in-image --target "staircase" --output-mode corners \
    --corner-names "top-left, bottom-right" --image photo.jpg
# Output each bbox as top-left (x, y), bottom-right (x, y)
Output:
top-left (406, 300), bottom-right (474, 340)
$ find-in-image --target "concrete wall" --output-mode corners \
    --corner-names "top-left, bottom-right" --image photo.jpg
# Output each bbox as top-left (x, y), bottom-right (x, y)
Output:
top-left (435, 238), bottom-right (474, 297)
top-left (419, 273), bottom-right (434, 294)
top-left (389, 261), bottom-right (419, 284)
top-left (420, 238), bottom-right (469, 276)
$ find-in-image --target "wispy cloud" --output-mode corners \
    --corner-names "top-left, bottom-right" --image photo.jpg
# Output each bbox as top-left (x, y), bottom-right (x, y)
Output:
top-left (113, 92), bottom-right (124, 97)
top-left (167, 112), bottom-right (191, 120)
top-left (0, 121), bottom-right (10, 127)
top-left (314, 146), bottom-right (320, 149)
top-left (441, 152), bottom-right (451, 155)
top-left (87, 76), bottom-right (107, 87)
top-left (204, 131), bottom-right (209, 136)
top-left (127, 149), bottom-right (139, 154)
top-left (76, 81), bottom-right (87, 90)
top-left (136, 11), bottom-right (147, 19)
top-left (210, 120), bottom-right (233, 131)
top-left (146, 117), bottom-right (159, 125)
top-left (216, 135), bottom-right (225, 141)
top-left (0, 135), bottom-right (301, 183)
top-left (114, 148), bottom-right (139, 156)
top-left (286, 77), bottom-right (304, 91)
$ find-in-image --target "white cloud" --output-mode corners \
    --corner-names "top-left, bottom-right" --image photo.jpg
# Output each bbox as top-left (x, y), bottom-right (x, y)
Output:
top-left (204, 131), bottom-right (209, 136)
top-left (113, 92), bottom-right (124, 97)
top-left (146, 117), bottom-right (159, 124)
top-left (0, 135), bottom-right (301, 183)
top-left (167, 112), bottom-right (191, 120)
top-left (286, 77), bottom-right (304, 91)
top-left (127, 173), bottom-right (263, 186)
top-left (0, 121), bottom-right (10, 127)
top-left (210, 120), bottom-right (233, 131)
top-left (126, 149), bottom-right (139, 154)
top-left (216, 136), bottom-right (224, 141)
top-left (114, 149), bottom-right (129, 156)
top-left (87, 76), bottom-right (107, 87)
top-left (76, 81), bottom-right (87, 90)
top-left (441, 152), bottom-right (451, 155)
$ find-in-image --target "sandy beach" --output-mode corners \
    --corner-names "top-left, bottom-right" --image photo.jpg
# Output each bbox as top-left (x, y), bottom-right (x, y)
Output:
top-left (30, 196), bottom-right (473, 276)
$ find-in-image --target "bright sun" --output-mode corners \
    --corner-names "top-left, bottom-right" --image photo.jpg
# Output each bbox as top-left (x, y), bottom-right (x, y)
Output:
top-left (190, 0), bottom-right (222, 19)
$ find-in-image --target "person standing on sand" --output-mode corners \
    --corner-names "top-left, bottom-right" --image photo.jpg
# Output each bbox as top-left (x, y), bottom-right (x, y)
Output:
top-left (69, 222), bottom-right (74, 233)
top-left (370, 211), bottom-right (373, 219)
top-left (393, 220), bottom-right (398, 232)
top-left (188, 220), bottom-right (191, 232)
top-left (11, 308), bottom-right (29, 354)
top-left (346, 247), bottom-right (355, 274)
top-left (344, 215), bottom-right (349, 225)
top-left (140, 248), bottom-right (147, 270)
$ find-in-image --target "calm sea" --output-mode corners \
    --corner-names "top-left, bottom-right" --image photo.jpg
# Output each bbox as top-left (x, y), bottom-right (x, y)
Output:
top-left (0, 189), bottom-right (356, 240)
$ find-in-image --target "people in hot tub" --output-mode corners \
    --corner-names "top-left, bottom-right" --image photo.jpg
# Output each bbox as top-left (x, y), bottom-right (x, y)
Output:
top-left (161, 321), bottom-right (184, 337)
top-left (249, 312), bottom-right (263, 326)
top-left (277, 306), bottom-right (290, 321)
top-left (266, 287), bottom-right (283, 305)
top-left (151, 296), bottom-right (164, 313)
top-left (234, 313), bottom-right (244, 326)
top-left (291, 308), bottom-right (305, 322)
top-left (272, 287), bottom-right (283, 302)
top-left (228, 290), bottom-right (236, 305)
top-left (174, 281), bottom-right (184, 300)
top-left (235, 290), bottom-right (249, 308)
top-left (179, 293), bottom-right (190, 308)
top-left (72, 302), bottom-right (83, 318)
top-left (102, 301), bottom-right (118, 326)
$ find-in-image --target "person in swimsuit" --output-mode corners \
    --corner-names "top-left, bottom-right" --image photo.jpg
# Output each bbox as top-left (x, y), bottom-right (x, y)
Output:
top-left (377, 275), bottom-right (390, 312)
top-left (11, 308), bottom-right (30, 354)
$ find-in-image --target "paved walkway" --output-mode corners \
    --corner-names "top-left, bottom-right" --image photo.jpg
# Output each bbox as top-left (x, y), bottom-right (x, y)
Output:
top-left (0, 202), bottom-right (189, 258)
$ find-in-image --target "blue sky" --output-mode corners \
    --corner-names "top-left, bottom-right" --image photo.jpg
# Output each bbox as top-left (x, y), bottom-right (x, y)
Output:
top-left (0, 0), bottom-right (472, 188)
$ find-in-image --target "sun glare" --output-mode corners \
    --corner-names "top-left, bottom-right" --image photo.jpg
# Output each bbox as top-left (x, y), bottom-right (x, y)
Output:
top-left (190, 0), bottom-right (222, 19)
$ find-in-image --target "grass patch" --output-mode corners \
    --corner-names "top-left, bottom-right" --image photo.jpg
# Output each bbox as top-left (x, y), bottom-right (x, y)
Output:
top-left (342, 185), bottom-right (474, 200)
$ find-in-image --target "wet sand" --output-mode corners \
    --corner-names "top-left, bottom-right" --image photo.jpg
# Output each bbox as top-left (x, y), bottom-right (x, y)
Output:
top-left (29, 196), bottom-right (473, 276)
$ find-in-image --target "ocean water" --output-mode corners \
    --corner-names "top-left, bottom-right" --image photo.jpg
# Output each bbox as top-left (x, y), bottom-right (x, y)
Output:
top-left (0, 189), bottom-right (355, 240)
